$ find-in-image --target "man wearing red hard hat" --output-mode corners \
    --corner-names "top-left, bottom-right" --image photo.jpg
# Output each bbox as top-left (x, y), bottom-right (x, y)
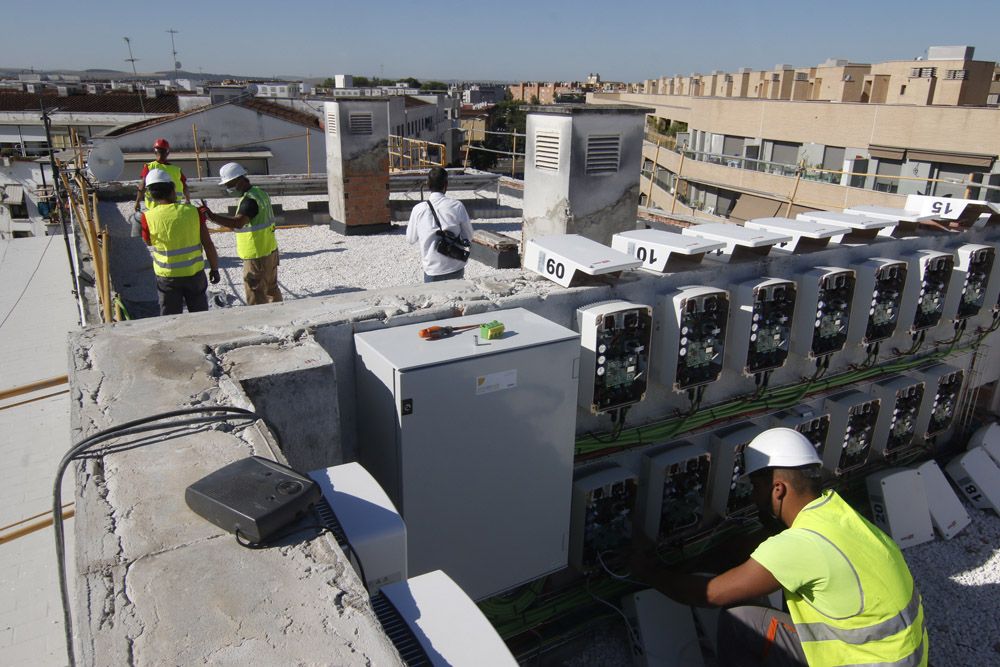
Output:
top-left (134, 138), bottom-right (190, 213)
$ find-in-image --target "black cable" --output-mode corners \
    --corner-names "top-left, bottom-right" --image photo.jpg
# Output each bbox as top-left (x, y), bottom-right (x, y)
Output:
top-left (235, 524), bottom-right (328, 549)
top-left (53, 406), bottom-right (259, 667)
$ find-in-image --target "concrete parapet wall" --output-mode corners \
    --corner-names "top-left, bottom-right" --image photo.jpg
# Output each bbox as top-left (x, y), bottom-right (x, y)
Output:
top-left (69, 224), bottom-right (1000, 662)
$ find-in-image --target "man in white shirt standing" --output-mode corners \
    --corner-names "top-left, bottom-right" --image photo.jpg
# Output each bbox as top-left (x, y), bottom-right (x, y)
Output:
top-left (406, 167), bottom-right (474, 282)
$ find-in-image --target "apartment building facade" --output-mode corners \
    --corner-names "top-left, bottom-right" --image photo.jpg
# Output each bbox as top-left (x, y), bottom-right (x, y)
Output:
top-left (590, 46), bottom-right (1000, 221)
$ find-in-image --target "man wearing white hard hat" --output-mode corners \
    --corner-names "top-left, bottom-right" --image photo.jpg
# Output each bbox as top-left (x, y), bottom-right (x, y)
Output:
top-left (140, 169), bottom-right (220, 316)
top-left (201, 162), bottom-right (282, 305)
top-left (631, 428), bottom-right (927, 666)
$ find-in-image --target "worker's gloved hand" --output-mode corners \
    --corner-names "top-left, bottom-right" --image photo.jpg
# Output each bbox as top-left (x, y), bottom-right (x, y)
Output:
top-left (208, 269), bottom-right (220, 284)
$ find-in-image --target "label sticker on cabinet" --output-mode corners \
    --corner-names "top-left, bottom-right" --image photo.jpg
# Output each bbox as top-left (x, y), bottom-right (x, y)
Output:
top-left (476, 369), bottom-right (517, 395)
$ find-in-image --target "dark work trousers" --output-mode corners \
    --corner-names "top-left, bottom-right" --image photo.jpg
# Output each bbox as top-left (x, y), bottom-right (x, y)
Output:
top-left (423, 267), bottom-right (465, 283)
top-left (156, 271), bottom-right (209, 316)
top-left (718, 606), bottom-right (807, 667)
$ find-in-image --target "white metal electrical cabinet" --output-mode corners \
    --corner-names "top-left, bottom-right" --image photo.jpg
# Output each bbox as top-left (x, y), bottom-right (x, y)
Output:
top-left (866, 468), bottom-right (935, 549)
top-left (354, 308), bottom-right (580, 600)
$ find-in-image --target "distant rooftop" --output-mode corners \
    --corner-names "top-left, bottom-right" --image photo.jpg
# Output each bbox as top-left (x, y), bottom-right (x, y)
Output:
top-left (0, 91), bottom-right (180, 114)
top-left (104, 97), bottom-right (321, 137)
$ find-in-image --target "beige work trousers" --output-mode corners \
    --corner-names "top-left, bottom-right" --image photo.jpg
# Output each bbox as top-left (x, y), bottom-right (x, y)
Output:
top-left (243, 249), bottom-right (283, 305)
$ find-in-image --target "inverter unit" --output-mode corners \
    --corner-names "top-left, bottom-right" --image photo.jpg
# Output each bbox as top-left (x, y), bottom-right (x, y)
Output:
top-left (790, 267), bottom-right (856, 359)
top-left (943, 244), bottom-right (995, 321)
top-left (900, 250), bottom-right (953, 334)
top-left (914, 364), bottom-right (964, 439)
top-left (866, 468), bottom-right (935, 549)
top-left (911, 460), bottom-right (970, 539)
top-left (637, 442), bottom-right (712, 542)
top-left (371, 570), bottom-right (517, 666)
top-left (945, 447), bottom-right (1000, 515)
top-left (622, 589), bottom-right (705, 667)
top-left (577, 301), bottom-right (653, 414)
top-left (848, 258), bottom-right (907, 346)
top-left (569, 464), bottom-right (638, 573)
top-left (870, 376), bottom-right (925, 460)
top-left (708, 422), bottom-right (765, 520)
top-left (726, 277), bottom-right (796, 377)
top-left (769, 404), bottom-right (831, 460)
top-left (660, 286), bottom-right (730, 392)
top-left (823, 390), bottom-right (881, 476)
top-left (308, 463), bottom-right (406, 593)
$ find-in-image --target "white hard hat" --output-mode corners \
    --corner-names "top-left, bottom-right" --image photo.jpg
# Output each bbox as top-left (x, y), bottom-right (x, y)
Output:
top-left (218, 162), bottom-right (248, 185)
top-left (743, 428), bottom-right (822, 477)
top-left (144, 169), bottom-right (174, 186)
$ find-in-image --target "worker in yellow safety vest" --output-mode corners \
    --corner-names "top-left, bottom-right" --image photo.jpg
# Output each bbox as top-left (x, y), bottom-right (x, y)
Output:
top-left (140, 169), bottom-right (220, 316)
top-left (630, 427), bottom-right (927, 666)
top-left (201, 162), bottom-right (282, 305)
top-left (134, 138), bottom-right (190, 213)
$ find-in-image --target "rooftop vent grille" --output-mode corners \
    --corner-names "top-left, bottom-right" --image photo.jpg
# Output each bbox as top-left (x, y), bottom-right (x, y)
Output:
top-left (326, 112), bottom-right (337, 135)
top-left (370, 593), bottom-right (431, 666)
top-left (586, 134), bottom-right (621, 175)
top-left (349, 112), bottom-right (373, 135)
top-left (313, 498), bottom-right (348, 549)
top-left (534, 131), bottom-right (560, 172)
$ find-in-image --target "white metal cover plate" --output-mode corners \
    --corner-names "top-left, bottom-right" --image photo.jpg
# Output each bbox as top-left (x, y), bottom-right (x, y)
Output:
top-left (904, 196), bottom-right (997, 220)
top-left (745, 217), bottom-right (842, 239)
top-left (380, 570), bottom-right (517, 667)
top-left (525, 234), bottom-right (641, 287)
top-left (913, 460), bottom-right (970, 540)
top-left (681, 222), bottom-right (792, 248)
top-left (354, 308), bottom-right (578, 372)
top-left (797, 210), bottom-right (895, 230)
top-left (611, 229), bottom-right (724, 272)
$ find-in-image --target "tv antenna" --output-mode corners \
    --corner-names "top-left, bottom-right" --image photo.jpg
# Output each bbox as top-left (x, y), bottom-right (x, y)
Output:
top-left (123, 37), bottom-right (146, 114)
top-left (167, 28), bottom-right (180, 86)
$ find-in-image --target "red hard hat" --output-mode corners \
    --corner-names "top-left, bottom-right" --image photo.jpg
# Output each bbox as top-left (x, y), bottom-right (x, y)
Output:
top-left (153, 138), bottom-right (170, 150)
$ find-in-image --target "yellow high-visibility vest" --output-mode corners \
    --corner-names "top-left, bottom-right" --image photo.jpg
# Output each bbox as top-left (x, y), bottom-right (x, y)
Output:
top-left (785, 491), bottom-right (927, 666)
top-left (144, 203), bottom-right (204, 278)
top-left (234, 186), bottom-right (277, 260)
top-left (143, 161), bottom-right (184, 209)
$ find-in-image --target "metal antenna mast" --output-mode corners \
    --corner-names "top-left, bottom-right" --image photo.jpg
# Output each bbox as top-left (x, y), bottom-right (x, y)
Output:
top-left (123, 37), bottom-right (146, 114)
top-left (166, 28), bottom-right (180, 87)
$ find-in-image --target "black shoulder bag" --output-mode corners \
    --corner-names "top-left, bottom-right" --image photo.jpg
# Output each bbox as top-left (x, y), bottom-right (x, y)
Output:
top-left (427, 200), bottom-right (471, 262)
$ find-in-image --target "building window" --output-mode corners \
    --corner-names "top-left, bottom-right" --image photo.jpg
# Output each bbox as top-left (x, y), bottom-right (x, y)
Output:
top-left (945, 70), bottom-right (968, 80)
top-left (900, 85), bottom-right (907, 95)
top-left (909, 67), bottom-right (937, 78)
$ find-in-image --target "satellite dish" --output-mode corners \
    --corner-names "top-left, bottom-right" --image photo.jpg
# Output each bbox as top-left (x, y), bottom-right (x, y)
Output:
top-left (87, 143), bottom-right (124, 182)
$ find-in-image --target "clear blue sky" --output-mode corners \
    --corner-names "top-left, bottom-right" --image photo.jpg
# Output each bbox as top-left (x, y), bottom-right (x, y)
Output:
top-left (7, 0), bottom-right (1000, 82)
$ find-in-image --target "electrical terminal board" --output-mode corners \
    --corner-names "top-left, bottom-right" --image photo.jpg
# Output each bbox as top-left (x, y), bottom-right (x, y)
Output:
top-left (871, 376), bottom-right (925, 459)
top-left (824, 390), bottom-right (881, 476)
top-left (709, 423), bottom-right (765, 521)
top-left (661, 287), bottom-right (729, 392)
top-left (728, 278), bottom-right (796, 376)
top-left (569, 464), bottom-right (639, 572)
top-left (637, 442), bottom-right (712, 542)
top-left (915, 364), bottom-right (965, 439)
top-left (851, 259), bottom-right (907, 345)
top-left (770, 405), bottom-right (831, 460)
top-left (907, 250), bottom-right (954, 333)
top-left (792, 267), bottom-right (855, 359)
top-left (576, 301), bottom-right (653, 414)
top-left (949, 244), bottom-right (995, 321)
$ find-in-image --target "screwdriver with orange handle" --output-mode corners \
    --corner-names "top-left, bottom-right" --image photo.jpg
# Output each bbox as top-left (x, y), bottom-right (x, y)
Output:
top-left (418, 324), bottom-right (482, 340)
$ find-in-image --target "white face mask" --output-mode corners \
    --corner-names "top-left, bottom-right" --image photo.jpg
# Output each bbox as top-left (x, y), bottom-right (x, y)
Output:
top-left (225, 186), bottom-right (241, 195)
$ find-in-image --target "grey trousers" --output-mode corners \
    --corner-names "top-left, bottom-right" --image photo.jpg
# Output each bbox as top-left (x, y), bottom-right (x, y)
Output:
top-left (717, 606), bottom-right (807, 667)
